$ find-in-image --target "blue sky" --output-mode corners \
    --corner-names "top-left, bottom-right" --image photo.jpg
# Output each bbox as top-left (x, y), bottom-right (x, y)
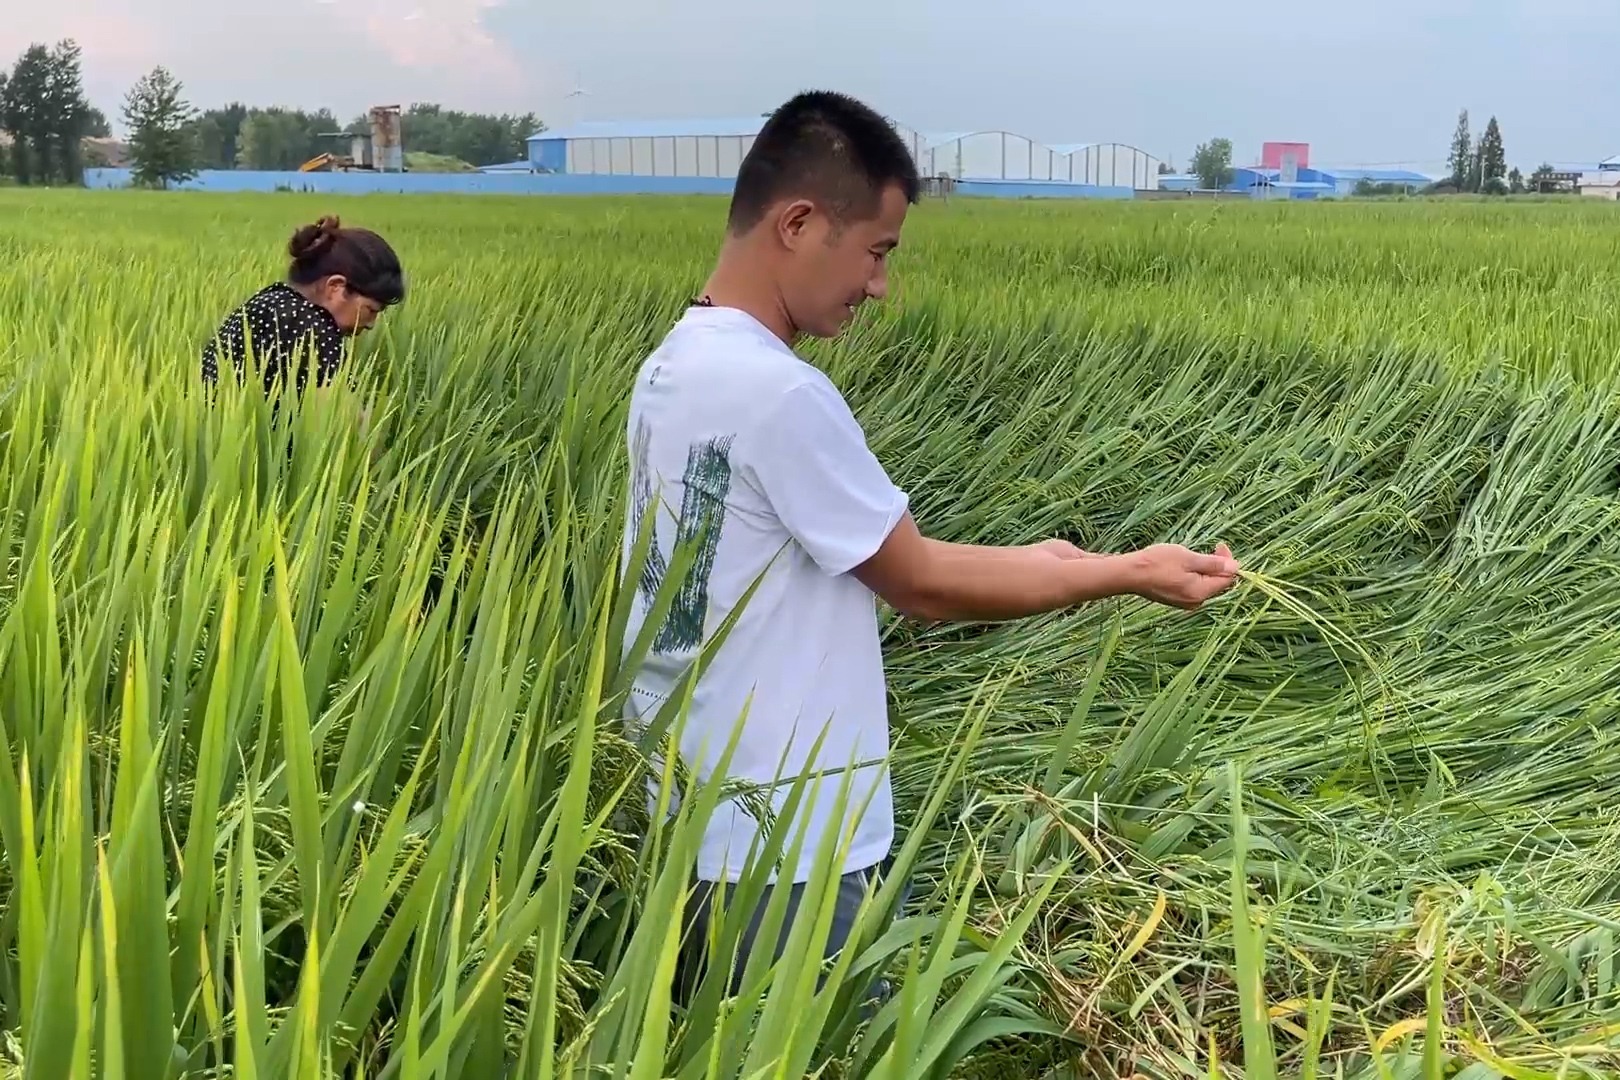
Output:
top-left (5, 0), bottom-right (1614, 173)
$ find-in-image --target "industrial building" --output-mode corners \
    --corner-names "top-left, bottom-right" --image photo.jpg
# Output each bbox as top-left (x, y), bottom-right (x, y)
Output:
top-left (523, 117), bottom-right (1165, 189)
top-left (1160, 165), bottom-right (1431, 199)
top-left (1158, 140), bottom-right (1431, 200)
top-left (1562, 156), bottom-right (1620, 198)
top-left (914, 133), bottom-right (1163, 188)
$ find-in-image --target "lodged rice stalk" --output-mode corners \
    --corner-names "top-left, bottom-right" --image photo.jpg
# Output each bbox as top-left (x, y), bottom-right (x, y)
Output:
top-left (5, 188), bottom-right (1620, 1078)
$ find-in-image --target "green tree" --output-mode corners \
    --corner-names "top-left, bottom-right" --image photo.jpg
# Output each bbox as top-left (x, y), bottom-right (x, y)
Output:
top-left (1508, 166), bottom-right (1525, 194)
top-left (190, 103), bottom-right (249, 169)
top-left (1189, 137), bottom-right (1234, 191)
top-left (1447, 108), bottom-right (1472, 191)
top-left (3, 45), bottom-right (52, 185)
top-left (1477, 115), bottom-right (1507, 194)
top-left (122, 66), bottom-right (197, 189)
top-left (42, 39), bottom-right (92, 184)
top-left (391, 102), bottom-right (543, 166)
top-left (236, 106), bottom-right (338, 170)
top-left (82, 104), bottom-right (110, 138)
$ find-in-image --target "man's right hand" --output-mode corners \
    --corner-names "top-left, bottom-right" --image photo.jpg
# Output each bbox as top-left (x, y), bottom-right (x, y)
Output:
top-left (1125, 542), bottom-right (1241, 610)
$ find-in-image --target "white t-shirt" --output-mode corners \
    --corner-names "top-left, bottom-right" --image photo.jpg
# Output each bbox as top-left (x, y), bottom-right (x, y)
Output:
top-left (618, 304), bottom-right (909, 885)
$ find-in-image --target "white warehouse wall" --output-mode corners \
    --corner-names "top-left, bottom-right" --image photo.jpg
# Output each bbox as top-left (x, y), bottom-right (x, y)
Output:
top-left (544, 121), bottom-right (1166, 189)
top-left (565, 135), bottom-right (759, 178)
top-left (920, 134), bottom-right (1164, 189)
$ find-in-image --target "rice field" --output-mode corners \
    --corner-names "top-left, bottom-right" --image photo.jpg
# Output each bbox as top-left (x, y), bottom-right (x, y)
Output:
top-left (5, 188), bottom-right (1620, 1078)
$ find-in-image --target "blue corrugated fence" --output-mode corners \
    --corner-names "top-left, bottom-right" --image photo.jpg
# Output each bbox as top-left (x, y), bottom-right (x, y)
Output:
top-left (83, 168), bottom-right (1141, 201)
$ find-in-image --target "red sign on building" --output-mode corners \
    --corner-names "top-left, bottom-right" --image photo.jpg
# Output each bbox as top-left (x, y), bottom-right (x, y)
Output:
top-left (1260, 142), bottom-right (1310, 170)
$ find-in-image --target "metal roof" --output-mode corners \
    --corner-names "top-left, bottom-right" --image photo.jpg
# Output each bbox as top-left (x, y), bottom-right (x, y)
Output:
top-left (528, 117), bottom-right (766, 143)
top-left (1316, 167), bottom-right (1432, 183)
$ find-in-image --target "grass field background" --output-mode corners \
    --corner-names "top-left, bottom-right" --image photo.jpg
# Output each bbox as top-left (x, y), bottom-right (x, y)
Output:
top-left (3, 189), bottom-right (1620, 1077)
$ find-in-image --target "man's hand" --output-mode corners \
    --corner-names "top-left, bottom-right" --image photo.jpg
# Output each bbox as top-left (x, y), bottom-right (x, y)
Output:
top-left (1126, 542), bottom-right (1240, 610)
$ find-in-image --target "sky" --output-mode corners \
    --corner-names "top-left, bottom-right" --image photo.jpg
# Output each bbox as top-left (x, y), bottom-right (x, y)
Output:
top-left (5, 0), bottom-right (1615, 175)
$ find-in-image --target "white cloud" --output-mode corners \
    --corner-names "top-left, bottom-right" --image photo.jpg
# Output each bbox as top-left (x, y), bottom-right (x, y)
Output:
top-left (318, 0), bottom-right (523, 94)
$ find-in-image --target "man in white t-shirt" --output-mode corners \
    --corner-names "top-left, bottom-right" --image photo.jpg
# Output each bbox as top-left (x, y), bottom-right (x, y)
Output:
top-left (619, 90), bottom-right (1240, 1003)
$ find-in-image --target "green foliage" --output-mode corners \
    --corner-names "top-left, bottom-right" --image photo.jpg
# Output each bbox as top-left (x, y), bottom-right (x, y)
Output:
top-left (0, 39), bottom-right (93, 185)
top-left (82, 104), bottom-right (110, 139)
top-left (182, 102), bottom-right (542, 172)
top-left (121, 66), bottom-right (197, 189)
top-left (190, 102), bottom-right (251, 170)
top-left (1190, 137), bottom-right (1234, 190)
top-left (396, 102), bottom-right (541, 167)
top-left (1, 192), bottom-right (1620, 1077)
top-left (1448, 108), bottom-right (1472, 191)
top-left (233, 106), bottom-right (342, 171)
top-left (1, 45), bottom-right (51, 185)
top-left (1477, 116), bottom-right (1507, 194)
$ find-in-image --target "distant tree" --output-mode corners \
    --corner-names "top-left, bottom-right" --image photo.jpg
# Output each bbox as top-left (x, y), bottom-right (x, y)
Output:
top-left (82, 104), bottom-right (109, 138)
top-left (236, 106), bottom-right (339, 170)
top-left (190, 103), bottom-right (249, 169)
top-left (3, 45), bottom-right (52, 184)
top-left (1477, 115), bottom-right (1507, 194)
top-left (0, 70), bottom-right (7, 179)
top-left (1447, 108), bottom-right (1472, 191)
top-left (1157, 160), bottom-right (1174, 175)
top-left (391, 102), bottom-right (544, 166)
top-left (122, 66), bottom-right (198, 189)
top-left (1508, 165), bottom-right (1525, 194)
top-left (1354, 177), bottom-right (1407, 198)
top-left (1190, 137), bottom-right (1234, 190)
top-left (42, 39), bottom-right (92, 183)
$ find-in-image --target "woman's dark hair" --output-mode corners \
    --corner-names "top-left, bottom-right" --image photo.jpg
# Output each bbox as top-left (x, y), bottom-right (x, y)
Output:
top-left (286, 215), bottom-right (406, 306)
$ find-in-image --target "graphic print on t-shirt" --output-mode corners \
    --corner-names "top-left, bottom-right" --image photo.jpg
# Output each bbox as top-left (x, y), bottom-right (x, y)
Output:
top-left (629, 415), bottom-right (737, 656)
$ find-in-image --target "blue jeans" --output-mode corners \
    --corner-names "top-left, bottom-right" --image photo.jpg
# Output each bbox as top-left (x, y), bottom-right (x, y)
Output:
top-left (673, 856), bottom-right (909, 1008)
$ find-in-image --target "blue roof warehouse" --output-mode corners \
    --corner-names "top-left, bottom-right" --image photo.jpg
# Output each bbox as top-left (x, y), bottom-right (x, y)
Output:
top-left (1158, 165), bottom-right (1434, 199)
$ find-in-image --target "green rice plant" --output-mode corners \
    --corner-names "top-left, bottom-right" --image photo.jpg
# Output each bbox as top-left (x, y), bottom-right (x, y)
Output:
top-left (8, 189), bottom-right (1620, 1076)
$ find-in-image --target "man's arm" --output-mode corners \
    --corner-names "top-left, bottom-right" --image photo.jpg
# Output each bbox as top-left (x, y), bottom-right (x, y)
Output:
top-left (743, 378), bottom-right (1238, 621)
top-left (851, 512), bottom-right (1238, 622)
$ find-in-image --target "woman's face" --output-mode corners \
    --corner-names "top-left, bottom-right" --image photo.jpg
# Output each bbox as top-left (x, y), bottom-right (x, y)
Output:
top-left (310, 274), bottom-right (385, 335)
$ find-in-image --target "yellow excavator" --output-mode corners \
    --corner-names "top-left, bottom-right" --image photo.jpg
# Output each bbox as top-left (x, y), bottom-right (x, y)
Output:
top-left (298, 107), bottom-right (404, 173)
top-left (298, 152), bottom-right (353, 173)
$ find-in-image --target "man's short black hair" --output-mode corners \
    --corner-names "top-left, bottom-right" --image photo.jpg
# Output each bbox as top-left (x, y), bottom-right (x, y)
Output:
top-left (727, 90), bottom-right (921, 234)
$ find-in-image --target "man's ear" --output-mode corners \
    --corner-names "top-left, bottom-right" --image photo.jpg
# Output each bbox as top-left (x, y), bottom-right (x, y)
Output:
top-left (774, 199), bottom-right (815, 251)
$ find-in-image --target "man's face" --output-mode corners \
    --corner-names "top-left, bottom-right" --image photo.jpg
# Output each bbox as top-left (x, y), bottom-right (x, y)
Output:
top-left (777, 182), bottom-right (909, 339)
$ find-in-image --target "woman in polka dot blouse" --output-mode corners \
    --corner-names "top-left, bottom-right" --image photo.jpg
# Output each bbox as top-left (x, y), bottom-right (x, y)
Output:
top-left (201, 215), bottom-right (405, 395)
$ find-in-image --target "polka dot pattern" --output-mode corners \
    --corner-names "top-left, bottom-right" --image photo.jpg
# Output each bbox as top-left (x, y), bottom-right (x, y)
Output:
top-left (201, 282), bottom-right (346, 393)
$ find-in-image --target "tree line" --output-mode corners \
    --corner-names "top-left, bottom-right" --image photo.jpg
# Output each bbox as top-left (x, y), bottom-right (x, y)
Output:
top-left (0, 41), bottom-right (109, 185)
top-left (1441, 110), bottom-right (1566, 196)
top-left (2, 40), bottom-right (546, 189)
top-left (1445, 110), bottom-right (1516, 194)
top-left (189, 101), bottom-right (543, 172)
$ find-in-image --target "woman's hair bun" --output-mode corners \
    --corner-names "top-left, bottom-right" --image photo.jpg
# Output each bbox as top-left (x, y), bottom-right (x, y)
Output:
top-left (288, 215), bottom-right (342, 263)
